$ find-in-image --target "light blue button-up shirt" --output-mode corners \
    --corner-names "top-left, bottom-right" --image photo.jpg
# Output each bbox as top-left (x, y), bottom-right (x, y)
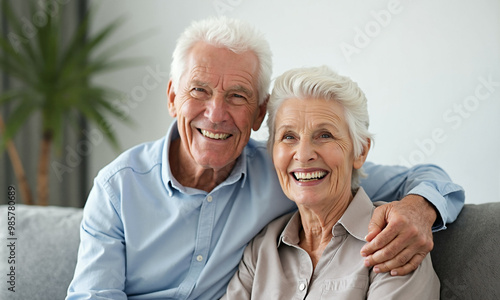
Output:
top-left (67, 121), bottom-right (464, 300)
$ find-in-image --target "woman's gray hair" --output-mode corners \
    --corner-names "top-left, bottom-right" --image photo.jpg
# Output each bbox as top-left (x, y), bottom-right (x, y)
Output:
top-left (170, 17), bottom-right (272, 105)
top-left (267, 66), bottom-right (373, 190)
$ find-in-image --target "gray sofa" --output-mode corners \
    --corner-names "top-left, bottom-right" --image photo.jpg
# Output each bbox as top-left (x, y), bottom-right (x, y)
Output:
top-left (0, 203), bottom-right (499, 300)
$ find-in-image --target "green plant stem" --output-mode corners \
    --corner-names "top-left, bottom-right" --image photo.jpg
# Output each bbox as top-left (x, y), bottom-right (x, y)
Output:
top-left (37, 130), bottom-right (52, 206)
top-left (0, 115), bottom-right (34, 205)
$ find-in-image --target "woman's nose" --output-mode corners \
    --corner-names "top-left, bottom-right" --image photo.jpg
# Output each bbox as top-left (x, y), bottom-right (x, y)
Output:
top-left (294, 139), bottom-right (317, 162)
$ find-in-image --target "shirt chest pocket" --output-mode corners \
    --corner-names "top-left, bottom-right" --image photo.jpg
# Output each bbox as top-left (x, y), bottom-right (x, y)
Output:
top-left (320, 274), bottom-right (369, 300)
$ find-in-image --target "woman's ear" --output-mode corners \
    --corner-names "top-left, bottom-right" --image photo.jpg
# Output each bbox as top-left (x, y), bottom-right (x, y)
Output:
top-left (167, 79), bottom-right (177, 118)
top-left (354, 138), bottom-right (371, 169)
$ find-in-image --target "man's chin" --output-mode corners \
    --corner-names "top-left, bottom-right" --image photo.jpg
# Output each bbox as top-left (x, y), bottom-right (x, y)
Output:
top-left (195, 155), bottom-right (237, 172)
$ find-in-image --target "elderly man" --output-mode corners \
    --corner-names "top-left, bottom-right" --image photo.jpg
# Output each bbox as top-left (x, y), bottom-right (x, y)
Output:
top-left (67, 17), bottom-right (464, 300)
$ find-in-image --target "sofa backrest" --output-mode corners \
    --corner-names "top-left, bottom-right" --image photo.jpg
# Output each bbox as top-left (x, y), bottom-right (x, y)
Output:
top-left (431, 202), bottom-right (500, 300)
top-left (0, 204), bottom-right (83, 300)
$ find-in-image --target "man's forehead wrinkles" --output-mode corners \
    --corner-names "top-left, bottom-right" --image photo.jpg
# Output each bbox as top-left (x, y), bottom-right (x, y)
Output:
top-left (189, 67), bottom-right (255, 94)
top-left (191, 64), bottom-right (254, 77)
top-left (189, 67), bottom-right (219, 87)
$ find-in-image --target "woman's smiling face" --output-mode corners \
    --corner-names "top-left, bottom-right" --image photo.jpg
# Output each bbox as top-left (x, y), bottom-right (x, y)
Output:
top-left (272, 97), bottom-right (365, 209)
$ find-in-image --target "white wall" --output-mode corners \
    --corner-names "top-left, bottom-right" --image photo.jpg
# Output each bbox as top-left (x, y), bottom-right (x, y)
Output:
top-left (88, 0), bottom-right (500, 204)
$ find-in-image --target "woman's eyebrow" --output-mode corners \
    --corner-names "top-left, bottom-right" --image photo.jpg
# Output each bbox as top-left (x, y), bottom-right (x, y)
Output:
top-left (316, 122), bottom-right (340, 130)
top-left (275, 123), bottom-right (294, 132)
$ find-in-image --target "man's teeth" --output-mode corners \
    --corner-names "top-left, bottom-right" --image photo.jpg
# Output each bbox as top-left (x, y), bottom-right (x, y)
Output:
top-left (294, 171), bottom-right (327, 181)
top-left (201, 129), bottom-right (230, 140)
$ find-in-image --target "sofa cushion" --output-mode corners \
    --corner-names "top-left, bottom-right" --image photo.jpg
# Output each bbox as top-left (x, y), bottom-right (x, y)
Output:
top-left (0, 204), bottom-right (83, 300)
top-left (432, 202), bottom-right (500, 299)
top-left (1, 202), bottom-right (499, 299)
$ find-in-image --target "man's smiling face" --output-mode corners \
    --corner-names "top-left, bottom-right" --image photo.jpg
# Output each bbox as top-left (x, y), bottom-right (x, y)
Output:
top-left (168, 41), bottom-right (267, 173)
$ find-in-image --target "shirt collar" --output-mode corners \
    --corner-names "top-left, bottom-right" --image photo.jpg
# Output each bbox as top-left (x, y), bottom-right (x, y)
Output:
top-left (278, 212), bottom-right (302, 247)
top-left (337, 187), bottom-right (374, 242)
top-left (278, 187), bottom-right (374, 247)
top-left (162, 120), bottom-right (248, 196)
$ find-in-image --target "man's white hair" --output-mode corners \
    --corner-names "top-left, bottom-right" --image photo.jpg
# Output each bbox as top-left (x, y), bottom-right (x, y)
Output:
top-left (170, 17), bottom-right (272, 105)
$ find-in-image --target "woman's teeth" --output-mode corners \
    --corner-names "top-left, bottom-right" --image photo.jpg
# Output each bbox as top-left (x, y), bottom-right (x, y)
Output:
top-left (293, 171), bottom-right (327, 181)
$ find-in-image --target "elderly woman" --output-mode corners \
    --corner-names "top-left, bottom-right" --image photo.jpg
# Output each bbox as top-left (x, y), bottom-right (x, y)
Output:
top-left (221, 66), bottom-right (440, 299)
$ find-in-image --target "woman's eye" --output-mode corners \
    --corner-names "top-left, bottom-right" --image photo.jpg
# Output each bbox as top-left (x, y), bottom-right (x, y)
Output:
top-left (320, 133), bottom-right (333, 139)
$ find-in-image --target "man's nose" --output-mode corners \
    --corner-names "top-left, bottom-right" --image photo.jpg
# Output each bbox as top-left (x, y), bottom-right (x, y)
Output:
top-left (204, 94), bottom-right (229, 123)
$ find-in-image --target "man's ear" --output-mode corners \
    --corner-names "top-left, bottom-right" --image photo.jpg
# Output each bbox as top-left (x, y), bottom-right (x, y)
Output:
top-left (167, 79), bottom-right (177, 118)
top-left (354, 138), bottom-right (371, 170)
top-left (252, 94), bottom-right (269, 131)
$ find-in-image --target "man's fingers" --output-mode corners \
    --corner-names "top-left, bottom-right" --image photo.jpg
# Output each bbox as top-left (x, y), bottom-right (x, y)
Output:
top-left (362, 195), bottom-right (436, 275)
top-left (388, 253), bottom-right (426, 276)
top-left (364, 225), bottom-right (381, 243)
top-left (368, 247), bottom-right (417, 274)
top-left (361, 205), bottom-right (390, 257)
top-left (362, 228), bottom-right (403, 268)
top-left (363, 223), bottom-right (432, 275)
top-left (366, 206), bottom-right (388, 240)
top-left (361, 217), bottom-right (397, 258)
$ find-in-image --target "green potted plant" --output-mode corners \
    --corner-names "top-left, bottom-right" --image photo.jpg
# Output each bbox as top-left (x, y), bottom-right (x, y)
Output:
top-left (0, 1), bottom-right (146, 205)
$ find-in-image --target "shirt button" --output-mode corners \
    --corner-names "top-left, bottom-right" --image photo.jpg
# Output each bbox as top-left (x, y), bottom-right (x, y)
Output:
top-left (196, 255), bottom-right (203, 262)
top-left (299, 283), bottom-right (306, 291)
top-left (207, 196), bottom-right (213, 202)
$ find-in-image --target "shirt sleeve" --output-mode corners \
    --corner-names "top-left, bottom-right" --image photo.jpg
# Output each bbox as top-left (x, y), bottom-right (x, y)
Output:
top-left (360, 162), bottom-right (465, 231)
top-left (220, 241), bottom-right (255, 300)
top-left (66, 177), bottom-right (127, 300)
top-left (367, 253), bottom-right (440, 299)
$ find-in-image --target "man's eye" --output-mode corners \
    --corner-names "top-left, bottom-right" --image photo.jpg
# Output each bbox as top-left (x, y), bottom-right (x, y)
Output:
top-left (228, 93), bottom-right (249, 105)
top-left (191, 87), bottom-right (210, 100)
top-left (231, 93), bottom-right (247, 101)
top-left (193, 87), bottom-right (206, 93)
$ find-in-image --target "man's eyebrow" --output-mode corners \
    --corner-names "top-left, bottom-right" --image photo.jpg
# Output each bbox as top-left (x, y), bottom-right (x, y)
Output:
top-left (230, 85), bottom-right (254, 97)
top-left (189, 80), bottom-right (254, 97)
top-left (190, 80), bottom-right (209, 87)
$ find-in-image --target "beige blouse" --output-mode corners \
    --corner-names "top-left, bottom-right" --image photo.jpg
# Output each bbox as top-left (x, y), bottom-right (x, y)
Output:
top-left (221, 187), bottom-right (440, 299)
